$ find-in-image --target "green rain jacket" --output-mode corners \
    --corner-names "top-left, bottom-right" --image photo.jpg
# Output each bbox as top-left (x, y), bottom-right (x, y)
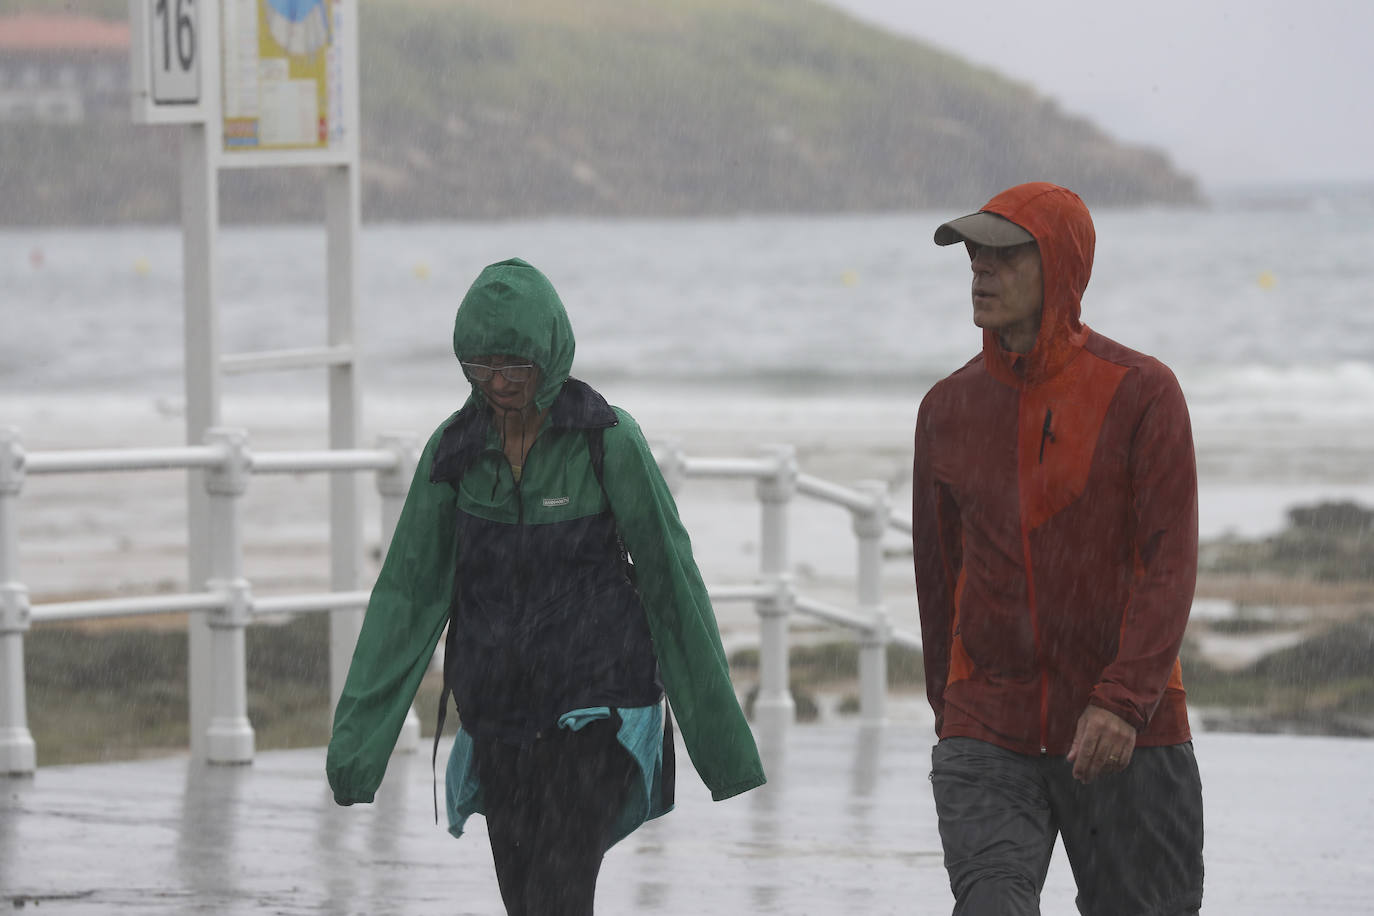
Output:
top-left (326, 257), bottom-right (765, 809)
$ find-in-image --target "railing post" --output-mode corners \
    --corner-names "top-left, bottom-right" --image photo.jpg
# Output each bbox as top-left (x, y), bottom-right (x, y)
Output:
top-left (658, 439), bottom-right (686, 496)
top-left (202, 429), bottom-right (254, 764)
top-left (754, 444), bottom-right (797, 733)
top-left (0, 428), bottom-right (36, 775)
top-left (376, 433), bottom-right (420, 754)
top-left (853, 480), bottom-right (891, 728)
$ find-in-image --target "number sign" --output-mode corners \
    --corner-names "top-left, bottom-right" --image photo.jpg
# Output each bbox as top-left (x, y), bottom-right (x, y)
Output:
top-left (150, 0), bottom-right (200, 104)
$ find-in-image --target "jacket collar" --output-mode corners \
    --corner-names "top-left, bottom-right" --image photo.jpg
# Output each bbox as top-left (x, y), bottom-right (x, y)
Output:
top-left (977, 183), bottom-right (1095, 388)
top-left (430, 378), bottom-right (616, 484)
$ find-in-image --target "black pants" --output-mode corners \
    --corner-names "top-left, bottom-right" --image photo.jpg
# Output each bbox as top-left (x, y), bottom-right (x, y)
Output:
top-left (473, 718), bottom-right (637, 916)
top-left (930, 737), bottom-right (1204, 916)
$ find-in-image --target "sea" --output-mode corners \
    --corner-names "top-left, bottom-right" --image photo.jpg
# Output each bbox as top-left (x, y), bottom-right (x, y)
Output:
top-left (4, 191), bottom-right (1374, 612)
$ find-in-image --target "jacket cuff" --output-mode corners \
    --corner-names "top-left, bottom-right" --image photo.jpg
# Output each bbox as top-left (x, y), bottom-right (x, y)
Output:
top-left (1087, 693), bottom-right (1146, 731)
top-left (709, 772), bottom-right (766, 802)
top-left (327, 775), bottom-right (377, 807)
top-left (332, 788), bottom-right (375, 806)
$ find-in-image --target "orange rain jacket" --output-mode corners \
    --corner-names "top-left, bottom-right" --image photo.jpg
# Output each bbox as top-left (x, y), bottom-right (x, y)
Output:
top-left (913, 183), bottom-right (1197, 757)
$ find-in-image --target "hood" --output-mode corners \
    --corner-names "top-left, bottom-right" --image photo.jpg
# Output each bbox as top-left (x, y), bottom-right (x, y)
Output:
top-left (980, 182), bottom-right (1095, 386)
top-left (451, 257), bottom-right (575, 412)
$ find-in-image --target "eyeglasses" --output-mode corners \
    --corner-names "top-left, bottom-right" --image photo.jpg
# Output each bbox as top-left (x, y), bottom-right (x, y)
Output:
top-left (461, 361), bottom-right (535, 382)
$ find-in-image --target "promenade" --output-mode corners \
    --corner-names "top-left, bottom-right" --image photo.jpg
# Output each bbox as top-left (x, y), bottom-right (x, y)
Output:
top-left (3, 723), bottom-right (1371, 914)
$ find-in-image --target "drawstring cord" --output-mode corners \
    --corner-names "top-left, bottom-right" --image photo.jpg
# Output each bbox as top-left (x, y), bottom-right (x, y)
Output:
top-left (490, 402), bottom-right (534, 495)
top-left (490, 404), bottom-right (524, 499)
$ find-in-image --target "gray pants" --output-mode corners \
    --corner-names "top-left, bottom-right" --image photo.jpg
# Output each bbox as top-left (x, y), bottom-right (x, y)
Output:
top-left (930, 737), bottom-right (1204, 916)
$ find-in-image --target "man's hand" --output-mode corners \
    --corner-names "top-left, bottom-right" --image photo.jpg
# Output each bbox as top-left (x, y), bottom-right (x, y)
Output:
top-left (1066, 705), bottom-right (1136, 784)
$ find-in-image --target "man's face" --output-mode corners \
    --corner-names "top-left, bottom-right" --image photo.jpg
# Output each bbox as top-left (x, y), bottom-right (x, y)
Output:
top-left (967, 240), bottom-right (1043, 352)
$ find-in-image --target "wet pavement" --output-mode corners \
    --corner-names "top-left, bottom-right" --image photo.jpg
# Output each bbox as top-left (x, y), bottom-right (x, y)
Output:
top-left (3, 724), bottom-right (1372, 915)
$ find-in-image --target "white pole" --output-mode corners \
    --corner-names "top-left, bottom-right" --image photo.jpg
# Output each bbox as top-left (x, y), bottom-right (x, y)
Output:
top-left (325, 162), bottom-right (364, 714)
top-left (182, 3), bottom-right (223, 763)
top-left (0, 428), bottom-right (36, 775)
top-left (376, 433), bottom-right (420, 753)
top-left (754, 444), bottom-right (797, 734)
top-left (853, 481), bottom-right (890, 728)
top-left (325, 6), bottom-right (364, 716)
top-left (376, 435), bottom-right (417, 544)
top-left (203, 428), bottom-right (254, 764)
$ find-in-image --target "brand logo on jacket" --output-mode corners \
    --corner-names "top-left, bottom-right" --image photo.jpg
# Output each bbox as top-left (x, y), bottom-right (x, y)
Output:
top-left (542, 496), bottom-right (570, 507)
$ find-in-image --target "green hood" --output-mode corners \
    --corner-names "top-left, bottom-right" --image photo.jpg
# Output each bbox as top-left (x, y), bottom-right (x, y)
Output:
top-left (452, 257), bottom-right (575, 412)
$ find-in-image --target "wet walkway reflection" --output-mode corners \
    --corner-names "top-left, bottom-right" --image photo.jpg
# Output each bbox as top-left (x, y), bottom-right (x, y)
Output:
top-left (2, 724), bottom-right (1371, 913)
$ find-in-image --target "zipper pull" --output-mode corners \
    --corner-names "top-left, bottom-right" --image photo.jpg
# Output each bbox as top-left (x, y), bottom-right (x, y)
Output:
top-left (1038, 408), bottom-right (1055, 463)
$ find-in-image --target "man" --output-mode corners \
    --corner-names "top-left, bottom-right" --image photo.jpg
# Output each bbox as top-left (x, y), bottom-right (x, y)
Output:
top-left (912, 182), bottom-right (1204, 915)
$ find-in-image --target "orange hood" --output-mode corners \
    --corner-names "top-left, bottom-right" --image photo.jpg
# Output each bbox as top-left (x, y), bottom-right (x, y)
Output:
top-left (979, 182), bottom-right (1096, 386)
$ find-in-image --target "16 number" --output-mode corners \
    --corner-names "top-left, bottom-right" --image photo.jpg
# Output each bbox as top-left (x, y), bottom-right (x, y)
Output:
top-left (154, 0), bottom-right (196, 73)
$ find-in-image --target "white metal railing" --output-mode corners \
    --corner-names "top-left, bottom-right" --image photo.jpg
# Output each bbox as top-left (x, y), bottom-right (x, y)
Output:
top-left (663, 444), bottom-right (920, 739)
top-left (0, 429), bottom-right (915, 775)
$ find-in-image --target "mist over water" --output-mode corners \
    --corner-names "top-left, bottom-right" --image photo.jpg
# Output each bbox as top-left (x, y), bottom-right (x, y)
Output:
top-left (6, 200), bottom-right (1371, 390)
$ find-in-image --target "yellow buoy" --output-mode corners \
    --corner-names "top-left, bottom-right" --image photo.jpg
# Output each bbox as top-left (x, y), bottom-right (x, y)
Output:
top-left (1257, 270), bottom-right (1276, 290)
top-left (133, 257), bottom-right (151, 277)
top-left (413, 261), bottom-right (431, 281)
top-left (840, 269), bottom-right (859, 287)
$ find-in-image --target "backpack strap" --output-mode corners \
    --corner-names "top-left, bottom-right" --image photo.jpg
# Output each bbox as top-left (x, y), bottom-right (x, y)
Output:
top-left (432, 687), bottom-right (450, 822)
top-left (587, 424), bottom-right (607, 491)
top-left (587, 424), bottom-right (673, 791)
top-left (661, 701), bottom-right (676, 808)
top-left (428, 408), bottom-right (485, 823)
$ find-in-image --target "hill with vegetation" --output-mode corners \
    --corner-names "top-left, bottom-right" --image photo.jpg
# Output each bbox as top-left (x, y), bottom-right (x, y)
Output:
top-left (3, 0), bottom-right (1201, 224)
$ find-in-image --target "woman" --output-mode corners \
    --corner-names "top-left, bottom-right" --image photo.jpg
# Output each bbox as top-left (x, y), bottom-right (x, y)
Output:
top-left (326, 257), bottom-right (764, 915)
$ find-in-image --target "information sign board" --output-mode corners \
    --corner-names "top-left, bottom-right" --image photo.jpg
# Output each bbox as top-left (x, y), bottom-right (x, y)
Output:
top-left (221, 0), bottom-right (347, 153)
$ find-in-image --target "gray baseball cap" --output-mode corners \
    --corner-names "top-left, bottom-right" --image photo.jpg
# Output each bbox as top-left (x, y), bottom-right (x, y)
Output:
top-left (933, 211), bottom-right (1034, 247)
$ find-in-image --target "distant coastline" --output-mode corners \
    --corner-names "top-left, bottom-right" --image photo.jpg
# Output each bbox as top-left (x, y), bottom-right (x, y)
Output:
top-left (1, 0), bottom-right (1200, 226)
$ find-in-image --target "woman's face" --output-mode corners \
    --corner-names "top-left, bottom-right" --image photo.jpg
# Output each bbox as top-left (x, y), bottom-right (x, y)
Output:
top-left (462, 354), bottom-right (541, 412)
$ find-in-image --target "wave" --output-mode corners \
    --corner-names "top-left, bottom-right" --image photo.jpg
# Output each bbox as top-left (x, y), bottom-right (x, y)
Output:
top-left (1180, 361), bottom-right (1374, 425)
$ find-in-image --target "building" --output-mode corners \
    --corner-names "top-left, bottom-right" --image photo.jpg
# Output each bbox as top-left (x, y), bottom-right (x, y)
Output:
top-left (0, 14), bottom-right (130, 124)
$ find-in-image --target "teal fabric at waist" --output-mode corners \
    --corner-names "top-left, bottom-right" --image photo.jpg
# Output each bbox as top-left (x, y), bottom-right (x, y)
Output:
top-left (445, 703), bottom-right (672, 847)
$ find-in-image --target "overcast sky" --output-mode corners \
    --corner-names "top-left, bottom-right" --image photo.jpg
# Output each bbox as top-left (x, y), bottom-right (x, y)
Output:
top-left (820, 0), bottom-right (1374, 191)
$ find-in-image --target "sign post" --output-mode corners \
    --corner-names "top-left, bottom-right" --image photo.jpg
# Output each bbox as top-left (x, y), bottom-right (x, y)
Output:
top-left (131, 0), bottom-right (221, 761)
top-left (130, 0), bottom-right (374, 763)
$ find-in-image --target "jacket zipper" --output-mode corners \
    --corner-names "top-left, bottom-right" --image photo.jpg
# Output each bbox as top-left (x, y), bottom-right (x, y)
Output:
top-left (511, 442), bottom-right (529, 592)
top-left (1038, 408), bottom-right (1054, 464)
top-left (508, 443), bottom-right (534, 734)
